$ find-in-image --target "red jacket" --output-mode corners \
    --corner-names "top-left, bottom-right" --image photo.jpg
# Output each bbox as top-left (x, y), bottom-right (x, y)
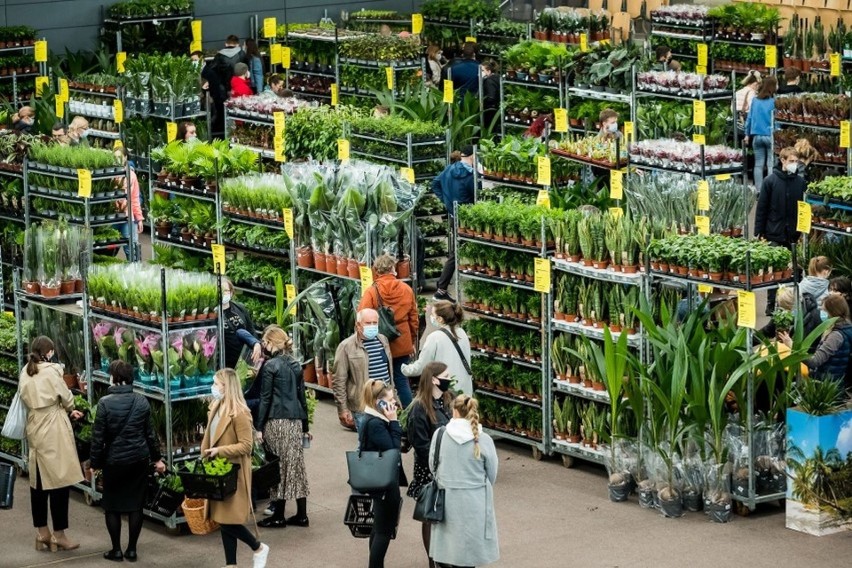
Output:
top-left (230, 76), bottom-right (253, 97)
top-left (357, 274), bottom-right (418, 358)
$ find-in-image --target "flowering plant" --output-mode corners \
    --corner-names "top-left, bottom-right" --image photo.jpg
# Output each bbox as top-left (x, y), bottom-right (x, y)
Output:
top-left (135, 332), bottom-right (160, 374)
top-left (93, 321), bottom-right (118, 361)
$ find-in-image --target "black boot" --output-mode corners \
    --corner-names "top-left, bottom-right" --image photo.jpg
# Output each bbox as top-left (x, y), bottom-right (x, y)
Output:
top-left (258, 500), bottom-right (286, 528)
top-left (286, 498), bottom-right (309, 527)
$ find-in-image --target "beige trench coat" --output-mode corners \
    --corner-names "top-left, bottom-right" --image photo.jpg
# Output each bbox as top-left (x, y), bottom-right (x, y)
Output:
top-left (200, 402), bottom-right (253, 525)
top-left (19, 363), bottom-right (84, 489)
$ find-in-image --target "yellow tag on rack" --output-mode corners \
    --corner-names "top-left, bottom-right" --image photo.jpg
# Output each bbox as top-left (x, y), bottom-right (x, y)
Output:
top-left (360, 266), bottom-right (373, 292)
top-left (623, 121), bottom-right (634, 141)
top-left (113, 99), bottom-right (123, 124)
top-left (536, 190), bottom-right (550, 208)
top-left (412, 13), bottom-right (423, 35)
top-left (534, 258), bottom-right (551, 293)
top-left (465, 36), bottom-right (476, 43)
top-left (697, 43), bottom-right (708, 67)
top-left (270, 44), bottom-right (282, 65)
top-left (35, 76), bottom-right (48, 97)
top-left (273, 111), bottom-right (285, 135)
top-left (191, 20), bottom-right (202, 41)
top-left (55, 97), bottom-right (64, 119)
top-left (580, 33), bottom-right (588, 52)
top-left (554, 108), bottom-right (568, 133)
top-left (696, 64), bottom-right (707, 75)
top-left (797, 201), bottom-right (812, 233)
top-left (263, 17), bottom-right (277, 39)
top-left (190, 40), bottom-right (202, 54)
top-left (385, 66), bottom-right (394, 90)
top-left (286, 284), bottom-right (297, 315)
top-left (338, 139), bottom-right (350, 162)
top-left (695, 215), bottom-right (710, 235)
top-left (609, 207), bottom-right (623, 219)
top-left (693, 100), bottom-right (706, 127)
top-left (59, 78), bottom-right (69, 102)
top-left (737, 291), bottom-right (756, 329)
top-left (211, 244), bottom-right (226, 275)
top-left (116, 51), bottom-right (127, 73)
top-left (765, 45), bottom-right (777, 69)
top-left (400, 167), bottom-right (415, 184)
top-left (34, 40), bottom-right (48, 63)
top-left (697, 180), bottom-right (710, 210)
top-left (166, 122), bottom-right (177, 142)
top-left (537, 156), bottom-right (551, 187)
top-left (698, 284), bottom-right (714, 294)
top-left (610, 169), bottom-right (623, 200)
top-left (283, 209), bottom-right (294, 238)
top-left (715, 173), bottom-right (732, 181)
top-left (842, 121), bottom-right (851, 148)
top-left (331, 83), bottom-right (339, 106)
top-left (77, 169), bottom-right (92, 198)
top-left (693, 133), bottom-right (706, 146)
top-left (281, 46), bottom-right (291, 69)
top-left (831, 53), bottom-right (841, 77)
top-left (274, 137), bottom-right (285, 162)
top-left (443, 80), bottom-right (454, 103)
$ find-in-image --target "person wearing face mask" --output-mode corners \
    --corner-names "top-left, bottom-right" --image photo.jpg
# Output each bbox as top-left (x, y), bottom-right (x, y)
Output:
top-left (18, 336), bottom-right (85, 553)
top-left (402, 300), bottom-right (472, 395)
top-left (221, 278), bottom-right (263, 369)
top-left (333, 308), bottom-right (394, 432)
top-left (405, 362), bottom-right (454, 568)
top-left (800, 256), bottom-right (832, 306)
top-left (177, 121), bottom-right (197, 143)
top-left (12, 105), bottom-right (35, 132)
top-left (89, 360), bottom-right (165, 562)
top-left (597, 108), bottom-right (622, 141)
top-left (67, 116), bottom-right (90, 147)
top-left (425, 45), bottom-right (443, 88)
top-left (253, 325), bottom-right (310, 529)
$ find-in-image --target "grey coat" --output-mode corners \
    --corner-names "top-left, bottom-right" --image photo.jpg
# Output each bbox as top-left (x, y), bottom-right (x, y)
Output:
top-left (799, 276), bottom-right (829, 306)
top-left (429, 421), bottom-right (499, 566)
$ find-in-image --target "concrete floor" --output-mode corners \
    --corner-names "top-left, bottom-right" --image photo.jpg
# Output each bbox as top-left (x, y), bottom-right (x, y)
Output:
top-left (3, 398), bottom-right (851, 568)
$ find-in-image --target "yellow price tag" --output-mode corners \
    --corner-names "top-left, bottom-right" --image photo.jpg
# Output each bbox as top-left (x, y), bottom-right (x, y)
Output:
top-left (263, 17), bottom-right (277, 39)
top-left (273, 111), bottom-right (285, 134)
top-left (737, 291), bottom-right (756, 329)
top-left (554, 108), bottom-right (568, 133)
top-left (831, 53), bottom-right (841, 77)
top-left (465, 36), bottom-right (477, 43)
top-left (191, 20), bottom-right (202, 42)
top-left (797, 201), bottom-right (812, 233)
top-left (113, 99), bottom-right (123, 124)
top-left (580, 33), bottom-right (588, 52)
top-left (533, 258), bottom-right (551, 294)
top-left (166, 122), bottom-right (177, 142)
top-left (765, 45), bottom-right (777, 69)
top-left (270, 44), bottom-right (282, 65)
top-left (412, 13), bottom-right (423, 35)
top-left (285, 284), bottom-right (297, 315)
top-left (35, 76), bottom-right (48, 97)
top-left (116, 51), bottom-right (127, 74)
top-left (338, 138), bottom-right (350, 161)
top-left (283, 209), bottom-right (294, 238)
top-left (211, 244), bottom-right (226, 275)
top-left (331, 83), bottom-right (339, 106)
top-left (55, 97), bottom-right (64, 119)
top-left (360, 266), bottom-right (373, 291)
top-left (77, 169), bottom-right (92, 198)
top-left (190, 40), bottom-right (202, 54)
top-left (696, 64), bottom-right (707, 75)
top-left (59, 78), bottom-right (69, 102)
top-left (623, 121), bottom-right (634, 141)
top-left (537, 156), bottom-right (551, 187)
top-left (610, 169), bottom-right (623, 200)
top-left (609, 207), bottom-right (623, 219)
top-left (695, 215), bottom-right (710, 235)
top-left (698, 284), bottom-right (714, 294)
top-left (443, 80), bottom-right (454, 104)
top-left (697, 43), bottom-right (708, 67)
top-left (715, 173), bottom-right (732, 181)
top-left (842, 120), bottom-right (851, 148)
top-left (274, 137), bottom-right (285, 162)
top-left (385, 66), bottom-right (394, 90)
top-left (693, 133), bottom-right (706, 146)
top-left (693, 100), bottom-right (706, 127)
top-left (536, 190), bottom-right (550, 208)
top-left (281, 46), bottom-right (291, 69)
top-left (697, 180), bottom-right (710, 210)
top-left (34, 40), bottom-right (48, 63)
top-left (400, 167), bottom-right (415, 184)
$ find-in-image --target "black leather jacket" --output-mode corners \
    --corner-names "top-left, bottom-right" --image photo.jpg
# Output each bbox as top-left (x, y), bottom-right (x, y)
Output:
top-left (90, 384), bottom-right (160, 469)
top-left (406, 397), bottom-right (451, 466)
top-left (254, 355), bottom-right (309, 433)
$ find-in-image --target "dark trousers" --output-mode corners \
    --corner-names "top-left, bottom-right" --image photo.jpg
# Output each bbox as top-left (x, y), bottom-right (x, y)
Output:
top-left (437, 222), bottom-right (456, 292)
top-left (369, 486), bottom-right (401, 568)
top-left (220, 523), bottom-right (260, 565)
top-left (30, 469), bottom-right (70, 531)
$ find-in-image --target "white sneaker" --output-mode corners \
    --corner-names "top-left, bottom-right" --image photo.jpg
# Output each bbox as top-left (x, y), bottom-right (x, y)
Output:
top-left (253, 543), bottom-right (270, 568)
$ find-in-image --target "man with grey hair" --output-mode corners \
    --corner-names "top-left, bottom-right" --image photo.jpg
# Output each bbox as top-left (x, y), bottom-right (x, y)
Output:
top-left (332, 308), bottom-right (393, 431)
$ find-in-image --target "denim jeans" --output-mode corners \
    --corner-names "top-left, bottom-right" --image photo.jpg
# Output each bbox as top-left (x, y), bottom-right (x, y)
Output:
top-left (752, 135), bottom-right (772, 189)
top-left (116, 221), bottom-right (138, 260)
top-left (392, 356), bottom-right (413, 408)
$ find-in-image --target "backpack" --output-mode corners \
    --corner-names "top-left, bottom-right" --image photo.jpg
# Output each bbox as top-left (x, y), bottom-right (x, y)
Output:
top-left (372, 284), bottom-right (401, 341)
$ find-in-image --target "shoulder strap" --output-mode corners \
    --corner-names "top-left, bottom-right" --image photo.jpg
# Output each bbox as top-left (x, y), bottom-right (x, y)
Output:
top-left (111, 395), bottom-right (139, 443)
top-left (440, 328), bottom-right (472, 375)
top-left (372, 283), bottom-right (384, 308)
top-left (432, 426), bottom-right (446, 473)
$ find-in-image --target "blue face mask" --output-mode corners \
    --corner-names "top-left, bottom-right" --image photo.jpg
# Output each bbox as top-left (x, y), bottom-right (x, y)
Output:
top-left (820, 309), bottom-right (829, 321)
top-left (460, 160), bottom-right (473, 172)
top-left (363, 325), bottom-right (379, 340)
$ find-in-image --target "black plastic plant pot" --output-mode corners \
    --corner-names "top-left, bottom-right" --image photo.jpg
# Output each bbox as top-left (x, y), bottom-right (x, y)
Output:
top-left (732, 476), bottom-right (750, 498)
top-left (704, 500), bottom-right (732, 523)
top-left (659, 496), bottom-right (683, 518)
top-left (769, 472), bottom-right (787, 494)
top-left (682, 490), bottom-right (703, 512)
top-left (608, 481), bottom-right (631, 502)
top-left (638, 487), bottom-right (656, 509)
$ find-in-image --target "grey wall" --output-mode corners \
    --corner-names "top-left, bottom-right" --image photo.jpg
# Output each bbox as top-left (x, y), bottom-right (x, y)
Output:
top-left (0, 0), bottom-right (421, 53)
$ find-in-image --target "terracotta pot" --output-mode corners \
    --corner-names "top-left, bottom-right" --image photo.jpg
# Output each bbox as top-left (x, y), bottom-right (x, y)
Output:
top-left (75, 279), bottom-right (84, 293)
top-left (622, 264), bottom-right (638, 274)
top-left (568, 434), bottom-right (582, 444)
top-left (610, 324), bottom-right (622, 333)
top-left (41, 284), bottom-right (60, 298)
top-left (396, 258), bottom-right (411, 279)
top-left (326, 254), bottom-right (338, 274)
top-left (592, 260), bottom-right (609, 270)
top-left (336, 258), bottom-right (350, 277)
top-left (709, 272), bottom-right (723, 282)
top-left (314, 251), bottom-right (328, 272)
top-left (60, 280), bottom-right (76, 295)
top-left (297, 246), bottom-right (314, 268)
top-left (63, 374), bottom-right (78, 390)
top-left (581, 259), bottom-right (594, 267)
top-left (24, 281), bottom-right (40, 295)
top-left (555, 312), bottom-right (566, 321)
top-left (569, 254), bottom-right (581, 263)
top-left (592, 381), bottom-right (606, 392)
top-left (347, 259), bottom-right (360, 279)
top-left (303, 361), bottom-right (317, 384)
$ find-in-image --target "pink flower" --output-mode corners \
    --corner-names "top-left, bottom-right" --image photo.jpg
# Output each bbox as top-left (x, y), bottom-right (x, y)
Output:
top-left (171, 334), bottom-right (184, 356)
top-left (202, 336), bottom-right (217, 358)
top-left (113, 327), bottom-right (126, 347)
top-left (93, 322), bottom-right (111, 341)
top-left (136, 332), bottom-right (160, 358)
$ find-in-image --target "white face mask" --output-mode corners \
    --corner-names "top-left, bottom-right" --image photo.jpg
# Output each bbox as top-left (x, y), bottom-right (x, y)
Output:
top-left (785, 162), bottom-right (798, 174)
top-left (222, 293), bottom-right (232, 304)
top-left (607, 122), bottom-right (618, 133)
top-left (210, 385), bottom-right (225, 400)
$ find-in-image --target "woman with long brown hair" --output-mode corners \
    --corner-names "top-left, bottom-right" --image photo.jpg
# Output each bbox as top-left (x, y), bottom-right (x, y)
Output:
top-left (744, 75), bottom-right (778, 188)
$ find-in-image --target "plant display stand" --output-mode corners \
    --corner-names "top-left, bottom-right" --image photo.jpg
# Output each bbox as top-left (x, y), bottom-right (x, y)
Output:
top-left (0, 167), bottom-right (24, 310)
top-left (0, 307), bottom-right (24, 467)
top-left (66, 82), bottom-right (123, 147)
top-left (282, 28), bottom-right (350, 103)
top-left (101, 4), bottom-right (195, 56)
top-left (224, 106), bottom-right (275, 161)
top-left (0, 29), bottom-right (44, 106)
top-left (774, 93), bottom-right (851, 176)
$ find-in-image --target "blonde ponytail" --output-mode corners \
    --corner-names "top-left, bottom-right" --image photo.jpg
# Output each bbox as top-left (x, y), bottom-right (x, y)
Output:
top-left (454, 395), bottom-right (482, 459)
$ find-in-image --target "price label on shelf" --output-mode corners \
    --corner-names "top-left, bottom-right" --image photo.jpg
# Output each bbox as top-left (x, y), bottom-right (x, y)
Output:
top-left (533, 258), bottom-right (551, 294)
top-left (443, 80), bottom-right (454, 104)
top-left (580, 33), bottom-right (589, 52)
top-left (270, 44), bottom-right (282, 65)
top-left (286, 284), bottom-right (297, 315)
top-left (338, 139), bottom-right (350, 161)
top-left (554, 108), bottom-right (568, 133)
top-left (283, 208), bottom-right (294, 239)
top-left (765, 45), bottom-right (777, 69)
top-left (536, 190), bottom-right (550, 208)
top-left (360, 266), bottom-right (373, 292)
top-left (692, 133), bottom-right (706, 146)
top-left (191, 19), bottom-right (202, 42)
top-left (465, 36), bottom-right (477, 43)
top-left (385, 66), bottom-right (394, 90)
top-left (77, 169), bottom-right (92, 198)
top-left (697, 43), bottom-right (708, 67)
top-left (623, 121), bottom-right (634, 142)
top-left (400, 167), bottom-right (415, 184)
top-left (190, 40), bottom-right (202, 54)
top-left (274, 137), bottom-right (285, 162)
top-left (609, 207), bottom-right (623, 219)
top-left (55, 97), bottom-right (64, 119)
top-left (59, 78), bottom-right (69, 102)
top-left (537, 156), bottom-right (551, 187)
top-left (609, 169), bottom-right (623, 200)
top-left (116, 51), bottom-right (127, 73)
top-left (698, 284), bottom-right (714, 294)
top-left (842, 121), bottom-right (851, 148)
top-left (696, 64), bottom-right (707, 75)
top-left (737, 291), bottom-right (756, 329)
top-left (695, 215), bottom-right (710, 235)
top-left (34, 40), bottom-right (48, 63)
top-left (166, 122), bottom-right (177, 142)
top-left (697, 180), bottom-right (710, 210)
top-left (715, 173), bottom-right (731, 181)
top-left (412, 13), bottom-right (423, 35)
top-left (797, 200), bottom-right (812, 233)
top-left (281, 46), bottom-right (291, 69)
top-left (113, 99), bottom-right (123, 124)
top-left (274, 111), bottom-right (285, 136)
top-left (211, 244), bottom-right (226, 275)
top-left (35, 76), bottom-right (48, 97)
top-left (263, 17), bottom-right (277, 39)
top-left (831, 53), bottom-right (841, 77)
top-left (693, 100), bottom-right (706, 127)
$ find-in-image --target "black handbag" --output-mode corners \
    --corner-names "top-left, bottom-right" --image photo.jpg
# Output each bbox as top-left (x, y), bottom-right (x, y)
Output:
top-left (346, 419), bottom-right (401, 493)
top-left (413, 427), bottom-right (446, 523)
top-left (373, 284), bottom-right (401, 341)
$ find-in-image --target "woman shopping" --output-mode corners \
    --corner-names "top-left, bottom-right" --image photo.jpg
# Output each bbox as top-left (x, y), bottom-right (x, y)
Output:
top-left (402, 301), bottom-right (472, 395)
top-left (430, 395), bottom-right (500, 568)
top-left (254, 325), bottom-right (310, 529)
top-left (222, 278), bottom-right (263, 369)
top-left (90, 360), bottom-right (165, 562)
top-left (19, 336), bottom-right (84, 552)
top-left (406, 362), bottom-right (454, 568)
top-left (744, 76), bottom-right (777, 189)
top-left (201, 368), bottom-right (270, 568)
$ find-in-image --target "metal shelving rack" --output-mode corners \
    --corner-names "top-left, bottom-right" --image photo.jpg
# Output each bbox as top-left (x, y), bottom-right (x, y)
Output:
top-left (148, 172), bottom-right (222, 261)
top-left (0, 166), bottom-right (24, 310)
top-left (66, 85), bottom-right (123, 146)
top-left (282, 30), bottom-right (348, 103)
top-left (499, 64), bottom-right (565, 138)
top-left (223, 106), bottom-right (275, 161)
top-left (0, 39), bottom-right (44, 106)
top-left (339, 57), bottom-right (424, 104)
top-left (102, 11), bottom-right (195, 55)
